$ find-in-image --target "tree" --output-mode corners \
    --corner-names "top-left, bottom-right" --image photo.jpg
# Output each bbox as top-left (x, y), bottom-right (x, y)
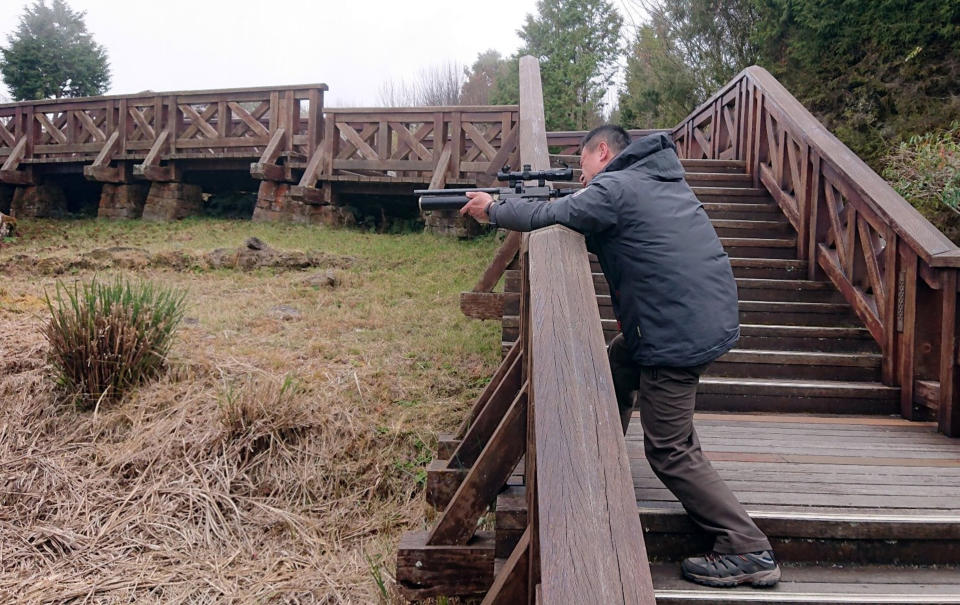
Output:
top-left (618, 0), bottom-right (761, 128)
top-left (753, 0), bottom-right (960, 163)
top-left (0, 0), bottom-right (110, 101)
top-left (517, 0), bottom-right (623, 130)
top-left (461, 50), bottom-right (513, 106)
top-left (377, 60), bottom-right (465, 107)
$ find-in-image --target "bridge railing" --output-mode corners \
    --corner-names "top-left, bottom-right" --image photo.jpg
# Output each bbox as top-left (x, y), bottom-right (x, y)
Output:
top-left (289, 106), bottom-right (519, 193)
top-left (0, 84), bottom-right (327, 184)
top-left (671, 65), bottom-right (959, 435)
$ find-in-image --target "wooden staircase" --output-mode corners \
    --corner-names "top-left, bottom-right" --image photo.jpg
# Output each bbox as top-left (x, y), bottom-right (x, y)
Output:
top-left (491, 158), bottom-right (960, 603)
top-left (401, 60), bottom-right (959, 604)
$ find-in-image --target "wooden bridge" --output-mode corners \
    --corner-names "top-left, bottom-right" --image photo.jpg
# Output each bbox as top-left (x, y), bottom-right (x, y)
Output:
top-left (397, 58), bottom-right (960, 603)
top-left (0, 84), bottom-right (655, 232)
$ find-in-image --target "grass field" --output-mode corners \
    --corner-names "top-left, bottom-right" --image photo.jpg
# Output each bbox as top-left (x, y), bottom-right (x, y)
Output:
top-left (0, 218), bottom-right (503, 603)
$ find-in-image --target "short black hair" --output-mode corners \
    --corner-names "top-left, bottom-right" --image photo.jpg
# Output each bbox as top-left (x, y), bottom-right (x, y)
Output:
top-left (581, 124), bottom-right (631, 155)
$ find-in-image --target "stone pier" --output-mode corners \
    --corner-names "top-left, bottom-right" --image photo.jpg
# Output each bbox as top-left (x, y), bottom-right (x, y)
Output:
top-left (98, 183), bottom-right (149, 219)
top-left (142, 182), bottom-right (203, 221)
top-left (9, 184), bottom-right (67, 218)
top-left (423, 209), bottom-right (485, 238)
top-left (252, 181), bottom-right (355, 227)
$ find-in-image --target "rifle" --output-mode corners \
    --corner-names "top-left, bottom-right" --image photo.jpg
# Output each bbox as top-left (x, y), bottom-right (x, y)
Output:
top-left (416, 165), bottom-right (579, 212)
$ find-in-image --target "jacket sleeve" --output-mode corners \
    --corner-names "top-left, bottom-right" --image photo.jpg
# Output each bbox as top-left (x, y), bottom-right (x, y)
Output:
top-left (488, 178), bottom-right (619, 234)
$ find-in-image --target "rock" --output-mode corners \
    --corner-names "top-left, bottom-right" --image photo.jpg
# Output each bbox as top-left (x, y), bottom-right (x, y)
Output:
top-left (268, 305), bottom-right (301, 321)
top-left (0, 212), bottom-right (16, 238)
top-left (245, 237), bottom-right (269, 250)
top-left (304, 269), bottom-right (340, 288)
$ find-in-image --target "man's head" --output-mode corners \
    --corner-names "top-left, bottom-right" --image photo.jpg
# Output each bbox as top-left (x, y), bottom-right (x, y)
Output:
top-left (579, 125), bottom-right (631, 185)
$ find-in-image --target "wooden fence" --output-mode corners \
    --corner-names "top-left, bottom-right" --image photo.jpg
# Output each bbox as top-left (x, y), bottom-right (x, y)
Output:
top-left (670, 65), bottom-right (959, 436)
top-left (396, 56), bottom-right (655, 604)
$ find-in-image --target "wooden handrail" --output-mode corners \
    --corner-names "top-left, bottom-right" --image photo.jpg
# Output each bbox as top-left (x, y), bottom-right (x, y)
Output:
top-left (528, 225), bottom-right (655, 603)
top-left (672, 65), bottom-right (959, 436)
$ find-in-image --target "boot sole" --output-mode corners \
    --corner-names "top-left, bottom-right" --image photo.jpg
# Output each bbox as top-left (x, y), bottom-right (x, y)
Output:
top-left (682, 566), bottom-right (781, 588)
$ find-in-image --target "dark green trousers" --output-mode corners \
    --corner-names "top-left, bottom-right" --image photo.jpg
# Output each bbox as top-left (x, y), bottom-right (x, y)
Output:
top-left (608, 334), bottom-right (772, 554)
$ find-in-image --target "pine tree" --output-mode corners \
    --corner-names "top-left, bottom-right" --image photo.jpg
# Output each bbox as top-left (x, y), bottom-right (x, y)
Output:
top-left (1, 0), bottom-right (111, 101)
top-left (517, 0), bottom-right (623, 130)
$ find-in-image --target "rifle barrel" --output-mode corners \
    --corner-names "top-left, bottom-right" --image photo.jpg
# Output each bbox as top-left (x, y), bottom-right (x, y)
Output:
top-left (419, 195), bottom-right (471, 211)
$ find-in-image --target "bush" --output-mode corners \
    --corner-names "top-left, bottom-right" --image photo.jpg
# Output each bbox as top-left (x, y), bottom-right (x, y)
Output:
top-left (45, 277), bottom-right (186, 407)
top-left (882, 122), bottom-right (960, 244)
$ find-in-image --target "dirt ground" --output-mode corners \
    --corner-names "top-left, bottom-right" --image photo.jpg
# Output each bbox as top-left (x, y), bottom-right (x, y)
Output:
top-left (0, 218), bottom-right (502, 603)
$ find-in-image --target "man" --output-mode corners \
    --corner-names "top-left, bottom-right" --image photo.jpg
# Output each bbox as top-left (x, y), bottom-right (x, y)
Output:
top-left (460, 125), bottom-right (781, 588)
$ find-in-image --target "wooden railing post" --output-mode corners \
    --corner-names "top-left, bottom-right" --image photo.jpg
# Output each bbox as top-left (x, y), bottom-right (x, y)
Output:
top-left (939, 269), bottom-right (959, 436)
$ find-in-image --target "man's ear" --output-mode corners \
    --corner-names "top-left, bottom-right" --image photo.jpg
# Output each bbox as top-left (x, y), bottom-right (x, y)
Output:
top-left (598, 140), bottom-right (612, 161)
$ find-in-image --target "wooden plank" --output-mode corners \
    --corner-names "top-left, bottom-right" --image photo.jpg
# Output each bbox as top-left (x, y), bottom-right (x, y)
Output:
top-left (396, 530), bottom-right (495, 599)
top-left (459, 291), bottom-right (511, 319)
top-left (427, 390), bottom-right (527, 545)
top-left (481, 527), bottom-right (530, 605)
top-left (817, 244), bottom-right (884, 343)
top-left (939, 269), bottom-right (958, 436)
top-left (0, 136), bottom-right (27, 172)
top-left (450, 364), bottom-right (525, 469)
top-left (454, 340), bottom-right (522, 440)
top-left (899, 245), bottom-right (919, 418)
top-left (472, 231), bottom-right (522, 293)
top-left (227, 101), bottom-right (269, 137)
top-left (529, 224), bottom-right (654, 605)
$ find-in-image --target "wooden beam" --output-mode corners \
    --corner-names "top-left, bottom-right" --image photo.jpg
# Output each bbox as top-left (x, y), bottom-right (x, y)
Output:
top-left (481, 526), bottom-right (530, 605)
top-left (428, 388), bottom-right (527, 545)
top-left (938, 269), bottom-right (958, 436)
top-left (471, 231), bottom-right (521, 293)
top-left (450, 362), bottom-right (523, 470)
top-left (396, 530), bottom-right (495, 599)
top-left (460, 291), bottom-right (512, 319)
top-left (454, 340), bottom-right (522, 440)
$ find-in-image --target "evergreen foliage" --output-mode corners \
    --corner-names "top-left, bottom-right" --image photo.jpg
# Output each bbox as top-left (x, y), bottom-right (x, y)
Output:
top-left (882, 123), bottom-right (960, 243)
top-left (0, 0), bottom-right (111, 101)
top-left (516, 0), bottom-right (623, 130)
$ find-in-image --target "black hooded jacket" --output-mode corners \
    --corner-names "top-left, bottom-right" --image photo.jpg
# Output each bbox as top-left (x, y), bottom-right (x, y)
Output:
top-left (488, 133), bottom-right (740, 367)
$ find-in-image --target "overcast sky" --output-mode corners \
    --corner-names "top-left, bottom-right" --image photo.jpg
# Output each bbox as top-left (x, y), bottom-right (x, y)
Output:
top-left (0, 0), bottom-right (640, 107)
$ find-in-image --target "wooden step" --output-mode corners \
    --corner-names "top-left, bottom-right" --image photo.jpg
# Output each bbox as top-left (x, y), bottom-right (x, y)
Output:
top-left (738, 301), bottom-right (860, 327)
top-left (650, 562), bottom-right (960, 604)
top-left (696, 376), bottom-right (899, 414)
top-left (737, 324), bottom-right (878, 353)
top-left (684, 172), bottom-right (754, 188)
top-left (721, 237), bottom-right (797, 259)
top-left (712, 218), bottom-right (793, 238)
top-left (730, 258), bottom-right (809, 280)
top-left (696, 191), bottom-right (774, 205)
top-left (588, 257), bottom-right (810, 280)
top-left (631, 413), bottom-right (960, 566)
top-left (680, 159), bottom-right (747, 173)
top-left (736, 278), bottom-right (845, 304)
top-left (703, 202), bottom-right (785, 221)
top-left (709, 349), bottom-right (882, 382)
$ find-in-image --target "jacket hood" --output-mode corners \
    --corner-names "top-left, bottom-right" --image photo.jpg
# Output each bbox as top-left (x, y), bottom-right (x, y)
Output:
top-left (602, 132), bottom-right (684, 179)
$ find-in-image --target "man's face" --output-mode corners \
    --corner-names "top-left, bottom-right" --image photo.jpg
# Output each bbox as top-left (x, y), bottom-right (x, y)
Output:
top-left (579, 140), bottom-right (610, 186)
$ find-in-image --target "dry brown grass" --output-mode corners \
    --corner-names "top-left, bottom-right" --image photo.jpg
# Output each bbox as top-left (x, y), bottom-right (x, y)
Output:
top-left (0, 219), bottom-right (502, 603)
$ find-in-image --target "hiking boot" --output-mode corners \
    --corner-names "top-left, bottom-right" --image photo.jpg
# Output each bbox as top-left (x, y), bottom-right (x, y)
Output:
top-left (681, 550), bottom-right (781, 587)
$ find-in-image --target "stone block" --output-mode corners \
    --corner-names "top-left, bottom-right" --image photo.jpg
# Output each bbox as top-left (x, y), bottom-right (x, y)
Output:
top-left (98, 183), bottom-right (149, 219)
top-left (423, 209), bottom-right (485, 238)
top-left (10, 184), bottom-right (67, 218)
top-left (142, 182), bottom-right (203, 221)
top-left (252, 181), bottom-right (356, 227)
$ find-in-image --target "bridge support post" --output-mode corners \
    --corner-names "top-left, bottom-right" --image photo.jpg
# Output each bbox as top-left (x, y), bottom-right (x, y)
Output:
top-left (252, 181), bottom-right (353, 226)
top-left (10, 183), bottom-right (67, 218)
top-left (98, 183), bottom-right (149, 220)
top-left (142, 182), bottom-right (202, 221)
